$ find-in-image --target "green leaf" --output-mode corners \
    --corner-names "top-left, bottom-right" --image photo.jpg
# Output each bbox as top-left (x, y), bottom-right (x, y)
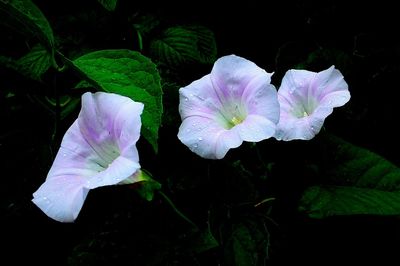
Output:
top-left (185, 25), bottom-right (217, 64)
top-left (128, 170), bottom-right (161, 201)
top-left (97, 0), bottom-right (117, 11)
top-left (71, 49), bottom-right (163, 152)
top-left (299, 186), bottom-right (400, 218)
top-left (299, 134), bottom-right (400, 218)
top-left (16, 44), bottom-right (51, 80)
top-left (150, 25), bottom-right (217, 67)
top-left (295, 48), bottom-right (352, 75)
top-left (0, 0), bottom-right (55, 51)
top-left (187, 228), bottom-right (219, 254)
top-left (224, 221), bottom-right (269, 266)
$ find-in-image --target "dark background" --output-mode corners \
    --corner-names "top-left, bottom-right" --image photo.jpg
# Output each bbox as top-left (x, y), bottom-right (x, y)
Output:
top-left (1, 0), bottom-right (399, 265)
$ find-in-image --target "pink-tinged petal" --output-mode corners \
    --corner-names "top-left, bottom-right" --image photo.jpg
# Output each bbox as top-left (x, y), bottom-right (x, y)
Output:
top-left (311, 66), bottom-right (349, 100)
top-left (277, 69), bottom-right (317, 109)
top-left (234, 115), bottom-right (276, 142)
top-left (78, 92), bottom-right (143, 164)
top-left (178, 116), bottom-right (242, 159)
top-left (85, 156), bottom-right (140, 189)
top-left (32, 92), bottom-right (144, 222)
top-left (275, 66), bottom-right (350, 141)
top-left (319, 90), bottom-right (351, 108)
top-left (32, 176), bottom-right (88, 223)
top-left (211, 55), bottom-right (271, 101)
top-left (242, 74), bottom-right (280, 124)
top-left (179, 74), bottom-right (222, 120)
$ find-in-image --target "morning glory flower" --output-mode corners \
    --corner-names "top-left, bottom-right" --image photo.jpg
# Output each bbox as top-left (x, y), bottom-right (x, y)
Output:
top-left (178, 55), bottom-right (280, 159)
top-left (32, 92), bottom-right (144, 222)
top-left (274, 66), bottom-right (350, 141)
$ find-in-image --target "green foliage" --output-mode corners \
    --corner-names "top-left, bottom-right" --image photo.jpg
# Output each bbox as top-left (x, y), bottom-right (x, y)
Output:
top-left (133, 170), bottom-right (162, 201)
top-left (299, 186), bottom-right (400, 218)
top-left (0, 0), bottom-right (55, 51)
top-left (150, 25), bottom-right (217, 68)
top-left (296, 48), bottom-right (353, 74)
top-left (224, 220), bottom-right (270, 266)
top-left (0, 45), bottom-right (51, 81)
top-left (299, 134), bottom-right (400, 218)
top-left (16, 44), bottom-right (52, 80)
top-left (30, 94), bottom-right (80, 120)
top-left (97, 0), bottom-right (118, 11)
top-left (71, 49), bottom-right (163, 153)
top-left (187, 228), bottom-right (219, 254)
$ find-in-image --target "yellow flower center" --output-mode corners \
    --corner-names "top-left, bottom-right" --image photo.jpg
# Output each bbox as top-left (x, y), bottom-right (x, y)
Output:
top-left (231, 116), bottom-right (243, 126)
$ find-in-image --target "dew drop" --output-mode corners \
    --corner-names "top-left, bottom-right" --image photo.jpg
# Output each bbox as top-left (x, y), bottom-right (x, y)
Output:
top-left (198, 137), bottom-right (203, 141)
top-left (184, 97), bottom-right (188, 101)
top-left (63, 153), bottom-right (67, 157)
top-left (42, 197), bottom-right (51, 204)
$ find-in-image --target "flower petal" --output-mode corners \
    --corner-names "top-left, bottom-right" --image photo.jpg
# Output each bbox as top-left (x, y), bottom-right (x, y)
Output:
top-left (78, 92), bottom-right (143, 164)
top-left (211, 54), bottom-right (271, 101)
top-left (242, 74), bottom-right (280, 124)
top-left (234, 114), bottom-right (276, 142)
top-left (311, 66), bottom-right (349, 101)
top-left (32, 175), bottom-right (88, 222)
top-left (85, 156), bottom-right (140, 189)
top-left (32, 92), bottom-right (144, 222)
top-left (277, 69), bottom-right (316, 108)
top-left (275, 66), bottom-right (350, 141)
top-left (178, 116), bottom-right (242, 159)
top-left (179, 74), bottom-right (223, 120)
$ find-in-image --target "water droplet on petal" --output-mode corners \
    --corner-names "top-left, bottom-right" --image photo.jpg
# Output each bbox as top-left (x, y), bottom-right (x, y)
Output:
top-left (63, 153), bottom-right (67, 157)
top-left (198, 137), bottom-right (203, 141)
top-left (43, 197), bottom-right (51, 204)
top-left (184, 97), bottom-right (188, 101)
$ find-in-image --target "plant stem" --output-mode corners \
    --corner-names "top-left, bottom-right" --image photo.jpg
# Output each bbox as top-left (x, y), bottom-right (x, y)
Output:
top-left (158, 191), bottom-right (199, 231)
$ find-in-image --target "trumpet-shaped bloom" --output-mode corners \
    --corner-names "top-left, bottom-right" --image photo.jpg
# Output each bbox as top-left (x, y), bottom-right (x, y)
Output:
top-left (178, 55), bottom-right (280, 159)
top-left (274, 66), bottom-right (350, 141)
top-left (32, 92), bottom-right (144, 222)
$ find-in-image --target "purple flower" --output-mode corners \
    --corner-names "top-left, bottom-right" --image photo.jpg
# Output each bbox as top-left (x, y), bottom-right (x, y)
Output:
top-left (274, 66), bottom-right (350, 141)
top-left (32, 92), bottom-right (144, 222)
top-left (178, 55), bottom-right (280, 159)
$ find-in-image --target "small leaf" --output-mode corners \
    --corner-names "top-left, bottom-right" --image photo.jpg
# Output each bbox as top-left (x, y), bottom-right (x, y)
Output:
top-left (16, 44), bottom-right (51, 80)
top-left (71, 49), bottom-right (163, 152)
top-left (0, 0), bottom-right (55, 51)
top-left (187, 228), bottom-right (219, 254)
top-left (128, 170), bottom-right (162, 201)
top-left (150, 25), bottom-right (217, 67)
top-left (97, 0), bottom-right (117, 11)
top-left (299, 134), bottom-right (400, 218)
